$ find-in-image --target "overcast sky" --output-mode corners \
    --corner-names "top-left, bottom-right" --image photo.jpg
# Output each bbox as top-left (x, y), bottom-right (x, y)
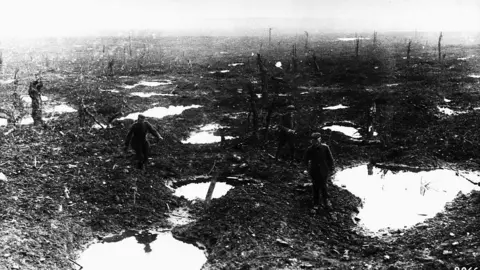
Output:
top-left (0, 0), bottom-right (479, 37)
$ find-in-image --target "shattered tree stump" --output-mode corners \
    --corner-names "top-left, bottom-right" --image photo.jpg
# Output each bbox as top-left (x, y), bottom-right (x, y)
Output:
top-left (28, 79), bottom-right (44, 126)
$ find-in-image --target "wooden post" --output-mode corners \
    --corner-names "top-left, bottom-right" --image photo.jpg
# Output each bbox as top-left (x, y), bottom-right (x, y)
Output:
top-left (257, 53), bottom-right (269, 106)
top-left (205, 173), bottom-right (218, 206)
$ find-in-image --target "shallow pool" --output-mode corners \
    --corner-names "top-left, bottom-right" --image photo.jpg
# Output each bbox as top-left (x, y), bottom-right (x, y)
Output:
top-left (174, 182), bottom-right (233, 201)
top-left (77, 230), bottom-right (207, 270)
top-left (334, 165), bottom-right (480, 232)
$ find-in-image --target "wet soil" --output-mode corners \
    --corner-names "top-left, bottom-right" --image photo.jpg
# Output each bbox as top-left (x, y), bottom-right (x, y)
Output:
top-left (1, 38), bottom-right (480, 270)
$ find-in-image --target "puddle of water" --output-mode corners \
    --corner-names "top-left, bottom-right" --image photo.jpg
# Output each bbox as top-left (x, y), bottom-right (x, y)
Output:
top-left (77, 231), bottom-right (207, 270)
top-left (334, 165), bottom-right (480, 232)
top-left (130, 92), bottom-right (176, 98)
top-left (47, 104), bottom-right (76, 114)
top-left (119, 105), bottom-right (202, 121)
top-left (437, 106), bottom-right (467, 115)
top-left (122, 80), bottom-right (173, 89)
top-left (256, 94), bottom-right (262, 98)
top-left (228, 63), bottom-right (244, 67)
top-left (275, 62), bottom-right (282, 68)
top-left (17, 103), bottom-right (76, 125)
top-left (323, 104), bottom-right (349, 110)
top-left (444, 98), bottom-right (451, 103)
top-left (0, 79), bottom-right (15, 84)
top-left (300, 92), bottom-right (309, 95)
top-left (0, 118), bottom-right (7, 127)
top-left (220, 51), bottom-right (229, 54)
top-left (182, 123), bottom-right (235, 144)
top-left (100, 89), bottom-right (120, 93)
top-left (458, 55), bottom-right (475, 61)
top-left (322, 125), bottom-right (361, 139)
top-left (174, 182), bottom-right (233, 200)
top-left (209, 70), bottom-right (230, 74)
top-left (468, 74), bottom-right (480, 79)
top-left (385, 83), bottom-right (400, 87)
top-left (337, 37), bottom-right (370, 41)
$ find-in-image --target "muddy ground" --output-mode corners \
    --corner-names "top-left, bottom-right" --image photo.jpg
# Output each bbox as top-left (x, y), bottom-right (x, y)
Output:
top-left (1, 39), bottom-right (480, 270)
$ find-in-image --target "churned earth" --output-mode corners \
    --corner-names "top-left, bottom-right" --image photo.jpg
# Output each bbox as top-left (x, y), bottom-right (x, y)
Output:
top-left (0, 39), bottom-right (480, 270)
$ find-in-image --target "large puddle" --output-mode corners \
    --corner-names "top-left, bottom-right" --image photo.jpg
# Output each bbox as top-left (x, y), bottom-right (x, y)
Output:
top-left (323, 104), bottom-right (349, 110)
top-left (10, 96), bottom-right (77, 126)
top-left (468, 74), bottom-right (480, 79)
top-left (334, 165), bottom-right (480, 232)
top-left (119, 105), bottom-right (201, 120)
top-left (77, 230), bottom-right (207, 270)
top-left (174, 182), bottom-right (233, 201)
top-left (122, 80), bottom-right (173, 89)
top-left (0, 79), bottom-right (15, 84)
top-left (182, 123), bottom-right (235, 144)
top-left (322, 125), bottom-right (361, 139)
top-left (437, 106), bottom-right (467, 116)
top-left (0, 118), bottom-right (7, 127)
top-left (130, 92), bottom-right (176, 98)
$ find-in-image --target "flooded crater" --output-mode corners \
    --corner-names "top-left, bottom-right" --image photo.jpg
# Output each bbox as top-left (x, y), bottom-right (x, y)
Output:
top-left (119, 105), bottom-right (202, 121)
top-left (334, 164), bottom-right (480, 233)
top-left (323, 104), bottom-right (349, 110)
top-left (122, 80), bottom-right (173, 89)
top-left (130, 92), bottom-right (176, 98)
top-left (77, 230), bottom-right (207, 270)
top-left (437, 106), bottom-right (467, 116)
top-left (322, 125), bottom-right (361, 139)
top-left (182, 123), bottom-right (235, 144)
top-left (174, 181), bottom-right (233, 201)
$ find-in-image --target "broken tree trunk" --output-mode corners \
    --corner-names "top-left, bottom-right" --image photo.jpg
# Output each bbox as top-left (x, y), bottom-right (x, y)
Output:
top-left (256, 53), bottom-right (269, 107)
top-left (204, 172), bottom-right (218, 207)
top-left (438, 32), bottom-right (443, 62)
top-left (28, 79), bottom-right (44, 126)
top-left (246, 82), bottom-right (259, 140)
top-left (291, 44), bottom-right (298, 73)
top-left (263, 102), bottom-right (274, 141)
top-left (312, 52), bottom-right (320, 73)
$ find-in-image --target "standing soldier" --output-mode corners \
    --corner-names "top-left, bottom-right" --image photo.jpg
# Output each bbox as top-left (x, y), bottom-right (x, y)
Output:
top-left (304, 133), bottom-right (335, 210)
top-left (124, 114), bottom-right (163, 170)
top-left (28, 77), bottom-right (44, 126)
top-left (275, 105), bottom-right (296, 161)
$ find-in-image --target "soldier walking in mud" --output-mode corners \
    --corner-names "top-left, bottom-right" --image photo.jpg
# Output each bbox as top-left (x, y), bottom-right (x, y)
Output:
top-left (124, 114), bottom-right (163, 170)
top-left (275, 105), bottom-right (296, 161)
top-left (304, 133), bottom-right (335, 210)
